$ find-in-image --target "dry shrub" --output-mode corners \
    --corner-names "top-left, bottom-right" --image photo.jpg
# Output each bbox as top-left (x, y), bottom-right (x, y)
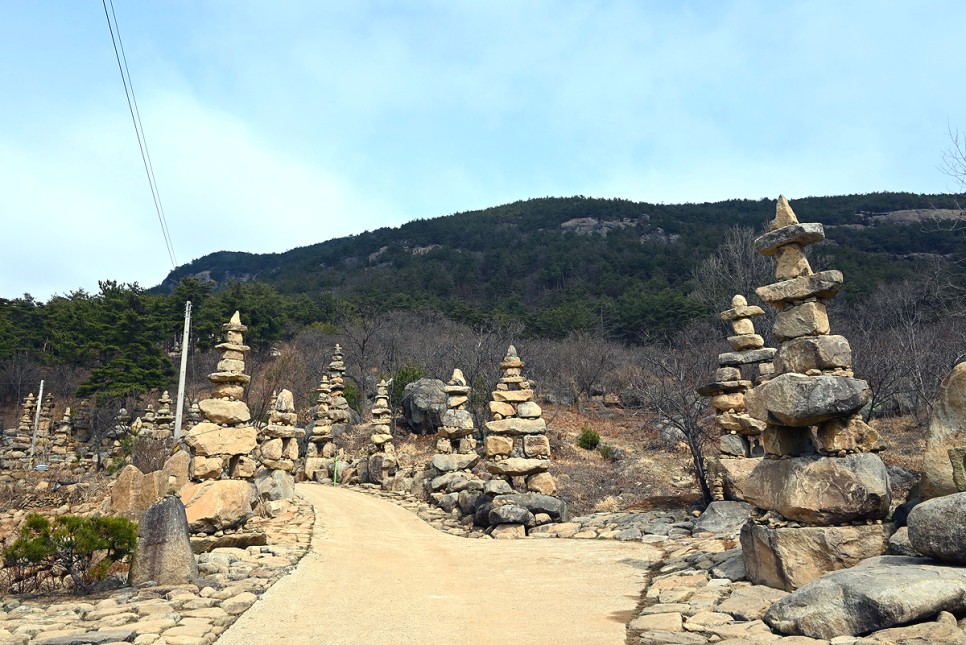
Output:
top-left (130, 435), bottom-right (174, 473)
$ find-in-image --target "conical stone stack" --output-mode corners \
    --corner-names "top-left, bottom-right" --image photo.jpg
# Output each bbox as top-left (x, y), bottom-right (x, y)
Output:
top-left (479, 346), bottom-right (568, 537)
top-left (254, 388), bottom-right (302, 508)
top-left (154, 391), bottom-right (175, 438)
top-left (697, 294), bottom-right (775, 500)
top-left (184, 311), bottom-right (258, 481)
top-left (426, 369), bottom-right (482, 519)
top-left (740, 196), bottom-right (890, 591)
top-left (366, 380), bottom-right (397, 487)
top-left (1, 394), bottom-right (36, 469)
top-left (326, 345), bottom-right (352, 424)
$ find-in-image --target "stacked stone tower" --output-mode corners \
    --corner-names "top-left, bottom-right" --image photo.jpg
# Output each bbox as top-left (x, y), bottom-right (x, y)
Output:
top-left (426, 369), bottom-right (482, 516)
top-left (326, 345), bottom-right (351, 424)
top-left (740, 196), bottom-right (890, 591)
top-left (480, 346), bottom-right (568, 536)
top-left (184, 312), bottom-right (258, 481)
top-left (698, 295), bottom-right (775, 500)
top-left (154, 391), bottom-right (175, 438)
top-left (256, 389), bottom-right (302, 476)
top-left (0, 394), bottom-right (37, 469)
top-left (306, 375), bottom-right (335, 469)
top-left (366, 379), bottom-right (397, 486)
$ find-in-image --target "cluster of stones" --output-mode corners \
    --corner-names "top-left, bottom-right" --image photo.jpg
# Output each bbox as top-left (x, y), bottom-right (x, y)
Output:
top-left (365, 380), bottom-right (397, 487)
top-left (137, 391), bottom-right (176, 440)
top-left (425, 369), bottom-right (484, 520)
top-left (302, 346), bottom-right (355, 482)
top-left (479, 346), bottom-right (568, 536)
top-left (0, 394), bottom-right (39, 470)
top-left (254, 389), bottom-right (303, 510)
top-left (184, 312), bottom-right (258, 482)
top-left (0, 500), bottom-right (314, 645)
top-left (698, 295), bottom-right (775, 501)
top-left (739, 196), bottom-right (890, 592)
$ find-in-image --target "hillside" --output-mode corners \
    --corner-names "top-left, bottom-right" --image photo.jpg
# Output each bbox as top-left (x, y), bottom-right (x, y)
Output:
top-left (159, 192), bottom-right (966, 340)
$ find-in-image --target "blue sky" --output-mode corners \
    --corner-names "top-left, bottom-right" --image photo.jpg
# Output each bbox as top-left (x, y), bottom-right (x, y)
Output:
top-left (3, 1), bottom-right (966, 299)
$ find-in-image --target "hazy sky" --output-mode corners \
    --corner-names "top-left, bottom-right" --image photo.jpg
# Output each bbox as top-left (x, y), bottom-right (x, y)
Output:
top-left (3, 1), bottom-right (966, 300)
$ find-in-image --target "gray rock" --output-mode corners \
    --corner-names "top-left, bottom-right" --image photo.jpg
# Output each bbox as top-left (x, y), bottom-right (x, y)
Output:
top-left (430, 453), bottom-right (478, 473)
top-left (492, 492), bottom-right (569, 522)
top-left (764, 555), bottom-right (966, 639)
top-left (756, 270), bottom-right (844, 305)
top-left (485, 457), bottom-right (549, 476)
top-left (35, 628), bottom-right (138, 645)
top-left (741, 522), bottom-right (891, 591)
top-left (457, 489), bottom-right (482, 515)
top-left (744, 453), bottom-right (890, 525)
top-left (128, 496), bottom-right (198, 586)
top-left (888, 526), bottom-right (918, 556)
top-left (919, 361), bottom-right (966, 499)
top-left (401, 378), bottom-right (447, 434)
top-left (489, 504), bottom-right (536, 527)
top-left (717, 584), bottom-right (788, 621)
top-left (756, 373), bottom-right (870, 427)
top-left (719, 433), bottom-right (749, 457)
top-left (718, 347), bottom-right (777, 367)
top-left (754, 222), bottom-right (825, 256)
top-left (693, 500), bottom-right (753, 535)
top-left (907, 492), bottom-right (966, 564)
top-left (255, 469), bottom-right (295, 501)
top-left (484, 479), bottom-right (514, 496)
top-left (710, 553), bottom-right (747, 581)
top-left (774, 334), bottom-right (852, 375)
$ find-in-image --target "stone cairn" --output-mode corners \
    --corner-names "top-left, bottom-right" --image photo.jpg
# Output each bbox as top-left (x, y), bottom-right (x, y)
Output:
top-left (304, 375), bottom-right (335, 480)
top-left (697, 295), bottom-right (774, 500)
top-left (366, 379), bottom-right (397, 487)
top-left (254, 388), bottom-right (303, 507)
top-left (740, 195), bottom-right (889, 591)
top-left (479, 346), bottom-right (569, 537)
top-left (184, 311), bottom-right (258, 481)
top-left (325, 345), bottom-right (352, 425)
top-left (154, 391), bottom-right (175, 438)
top-left (0, 393), bottom-right (37, 469)
top-left (46, 407), bottom-right (77, 466)
top-left (426, 369), bottom-right (483, 518)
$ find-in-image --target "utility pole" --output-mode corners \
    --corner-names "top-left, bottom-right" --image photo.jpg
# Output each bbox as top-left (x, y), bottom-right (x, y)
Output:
top-left (174, 301), bottom-right (191, 441)
top-left (28, 379), bottom-right (44, 469)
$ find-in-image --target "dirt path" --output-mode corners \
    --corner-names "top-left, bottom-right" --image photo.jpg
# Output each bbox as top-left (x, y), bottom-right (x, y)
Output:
top-left (216, 483), bottom-right (654, 645)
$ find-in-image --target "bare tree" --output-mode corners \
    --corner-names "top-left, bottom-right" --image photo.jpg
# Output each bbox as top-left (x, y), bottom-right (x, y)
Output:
top-left (631, 322), bottom-right (719, 504)
top-left (689, 226), bottom-right (774, 324)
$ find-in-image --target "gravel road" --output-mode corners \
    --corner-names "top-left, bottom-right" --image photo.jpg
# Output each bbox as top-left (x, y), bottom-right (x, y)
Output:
top-left (216, 483), bottom-right (651, 645)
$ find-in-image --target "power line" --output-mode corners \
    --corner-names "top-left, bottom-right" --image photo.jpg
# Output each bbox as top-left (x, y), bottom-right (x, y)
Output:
top-left (101, 0), bottom-right (177, 269)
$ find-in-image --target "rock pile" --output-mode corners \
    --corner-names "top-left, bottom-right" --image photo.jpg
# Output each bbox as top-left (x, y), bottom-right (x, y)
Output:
top-left (254, 389), bottom-right (302, 510)
top-left (180, 312), bottom-right (260, 550)
top-left (740, 196), bottom-right (890, 591)
top-left (304, 375), bottom-right (336, 481)
top-left (366, 379), bottom-right (397, 487)
top-left (0, 393), bottom-right (37, 470)
top-left (479, 346), bottom-right (568, 536)
top-left (425, 369), bottom-right (483, 519)
top-left (325, 344), bottom-right (352, 425)
top-left (698, 294), bottom-right (774, 501)
top-left (184, 312), bottom-right (258, 482)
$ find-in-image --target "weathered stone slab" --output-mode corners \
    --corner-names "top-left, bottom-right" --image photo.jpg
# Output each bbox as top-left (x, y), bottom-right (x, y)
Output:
top-left (919, 361), bottom-right (966, 499)
top-left (764, 556), bottom-right (966, 639)
top-left (129, 496), bottom-right (197, 586)
top-left (431, 452), bottom-right (478, 473)
top-left (198, 399), bottom-right (251, 425)
top-left (693, 500), bottom-right (753, 535)
top-left (718, 347), bottom-right (777, 367)
top-left (484, 418), bottom-right (547, 435)
top-left (492, 492), bottom-right (569, 521)
top-left (774, 335), bottom-right (852, 375)
top-left (720, 304), bottom-right (766, 321)
top-left (907, 492), bottom-right (966, 564)
top-left (441, 408), bottom-right (474, 430)
top-left (740, 523), bottom-right (892, 592)
top-left (756, 270), bottom-right (843, 306)
top-left (185, 423), bottom-right (257, 456)
top-left (486, 457), bottom-right (549, 476)
top-left (743, 453), bottom-right (890, 524)
top-left (180, 479), bottom-right (256, 533)
top-left (696, 380), bottom-right (752, 396)
top-left (773, 301), bottom-right (830, 341)
top-left (754, 222), bottom-right (825, 256)
top-left (719, 457), bottom-right (761, 501)
top-left (756, 372), bottom-right (870, 427)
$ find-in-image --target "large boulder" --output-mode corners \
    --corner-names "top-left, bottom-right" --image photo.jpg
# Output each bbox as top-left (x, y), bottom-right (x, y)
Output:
top-left (180, 479), bottom-right (257, 534)
top-left (255, 469), bottom-right (296, 501)
top-left (774, 335), bottom-right (852, 375)
top-left (741, 522), bottom-right (891, 592)
top-left (184, 423), bottom-right (257, 457)
top-left (492, 492), bottom-right (569, 522)
top-left (743, 453), bottom-right (890, 525)
top-left (198, 399), bottom-right (252, 425)
top-left (764, 556), bottom-right (966, 639)
top-left (128, 496), bottom-right (197, 586)
top-left (401, 379), bottom-right (447, 434)
top-left (919, 361), bottom-right (966, 499)
top-left (110, 451), bottom-right (191, 522)
top-left (751, 373), bottom-right (870, 426)
top-left (907, 491), bottom-right (966, 564)
top-left (719, 457), bottom-right (762, 501)
top-left (693, 501), bottom-right (753, 535)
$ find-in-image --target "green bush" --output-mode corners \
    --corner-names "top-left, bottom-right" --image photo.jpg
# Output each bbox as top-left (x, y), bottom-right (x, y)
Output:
top-left (3, 513), bottom-right (138, 594)
top-left (598, 444), bottom-right (616, 460)
top-left (576, 425), bottom-right (601, 450)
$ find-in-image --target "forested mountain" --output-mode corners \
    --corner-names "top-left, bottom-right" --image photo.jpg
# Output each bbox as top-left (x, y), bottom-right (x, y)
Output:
top-left (2, 192), bottom-right (964, 405)
top-left (160, 192), bottom-right (966, 338)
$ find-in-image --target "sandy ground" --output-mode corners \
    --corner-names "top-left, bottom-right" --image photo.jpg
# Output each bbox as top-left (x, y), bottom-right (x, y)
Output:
top-left (216, 483), bottom-right (653, 645)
